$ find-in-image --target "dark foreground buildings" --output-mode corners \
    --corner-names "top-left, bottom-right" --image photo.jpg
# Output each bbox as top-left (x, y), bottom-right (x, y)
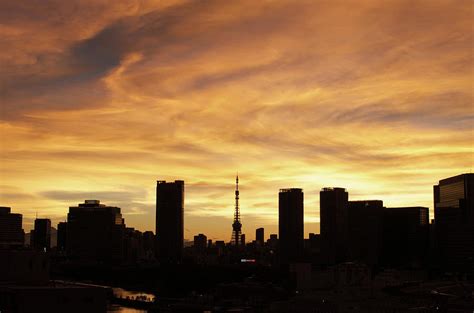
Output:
top-left (156, 180), bottom-right (184, 263)
top-left (0, 207), bottom-right (24, 248)
top-left (57, 221), bottom-right (67, 252)
top-left (319, 188), bottom-right (430, 268)
top-left (256, 227), bottom-right (264, 246)
top-left (32, 218), bottom-right (51, 252)
top-left (434, 173), bottom-right (474, 272)
top-left (347, 200), bottom-right (384, 266)
top-left (320, 187), bottom-right (348, 264)
top-left (382, 206), bottom-right (429, 267)
top-left (279, 188), bottom-right (304, 264)
top-left (66, 200), bottom-right (125, 264)
top-left (0, 249), bottom-right (107, 313)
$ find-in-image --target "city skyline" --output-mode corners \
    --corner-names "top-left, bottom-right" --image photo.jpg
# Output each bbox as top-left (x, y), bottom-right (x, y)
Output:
top-left (1, 0), bottom-right (472, 240)
top-left (2, 173), bottom-right (470, 242)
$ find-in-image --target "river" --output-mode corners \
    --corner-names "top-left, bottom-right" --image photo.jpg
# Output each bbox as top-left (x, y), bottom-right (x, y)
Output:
top-left (107, 303), bottom-right (147, 312)
top-left (108, 286), bottom-right (155, 312)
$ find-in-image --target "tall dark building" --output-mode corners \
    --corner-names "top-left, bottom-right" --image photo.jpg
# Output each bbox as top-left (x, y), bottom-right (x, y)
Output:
top-left (279, 188), bottom-right (304, 263)
top-left (256, 227), bottom-right (264, 246)
top-left (382, 207), bottom-right (429, 268)
top-left (347, 200), bottom-right (384, 266)
top-left (66, 200), bottom-right (125, 264)
top-left (123, 227), bottom-right (144, 264)
top-left (320, 187), bottom-right (348, 264)
top-left (156, 180), bottom-right (184, 263)
top-left (0, 207), bottom-right (24, 248)
top-left (57, 222), bottom-right (67, 252)
top-left (194, 233), bottom-right (207, 252)
top-left (434, 173), bottom-right (474, 272)
top-left (32, 218), bottom-right (51, 251)
top-left (142, 231), bottom-right (155, 258)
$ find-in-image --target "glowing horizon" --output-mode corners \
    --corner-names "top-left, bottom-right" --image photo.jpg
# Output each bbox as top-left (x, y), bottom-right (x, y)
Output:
top-left (0, 0), bottom-right (472, 241)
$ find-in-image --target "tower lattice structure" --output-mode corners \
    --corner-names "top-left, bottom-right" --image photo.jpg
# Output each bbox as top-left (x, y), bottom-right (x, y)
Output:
top-left (231, 175), bottom-right (242, 246)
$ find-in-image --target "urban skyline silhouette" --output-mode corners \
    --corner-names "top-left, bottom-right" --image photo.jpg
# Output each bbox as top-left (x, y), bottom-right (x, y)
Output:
top-left (1, 0), bottom-right (472, 312)
top-left (1, 172), bottom-right (457, 241)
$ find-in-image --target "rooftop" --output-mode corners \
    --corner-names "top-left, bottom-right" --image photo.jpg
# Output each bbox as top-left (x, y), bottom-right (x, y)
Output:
top-left (279, 188), bottom-right (303, 193)
top-left (321, 187), bottom-right (346, 192)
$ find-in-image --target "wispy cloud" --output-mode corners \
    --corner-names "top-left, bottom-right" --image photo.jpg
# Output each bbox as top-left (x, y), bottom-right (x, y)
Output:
top-left (1, 0), bottom-right (472, 240)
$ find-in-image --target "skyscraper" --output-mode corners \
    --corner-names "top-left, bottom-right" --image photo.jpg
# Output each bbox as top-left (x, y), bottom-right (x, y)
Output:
top-left (256, 227), bottom-right (264, 246)
top-left (156, 180), bottom-right (184, 263)
top-left (32, 218), bottom-right (51, 251)
top-left (347, 200), bottom-right (384, 266)
top-left (320, 187), bottom-right (348, 264)
top-left (434, 173), bottom-right (474, 272)
top-left (0, 207), bottom-right (24, 248)
top-left (194, 233), bottom-right (207, 252)
top-left (66, 200), bottom-right (125, 263)
top-left (142, 231), bottom-right (155, 258)
top-left (279, 188), bottom-right (304, 264)
top-left (382, 206), bottom-right (429, 268)
top-left (57, 221), bottom-right (67, 252)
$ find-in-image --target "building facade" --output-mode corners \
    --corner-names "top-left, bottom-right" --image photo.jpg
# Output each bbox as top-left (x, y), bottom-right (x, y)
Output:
top-left (320, 187), bottom-right (348, 264)
top-left (57, 222), bottom-right (67, 252)
top-left (434, 173), bottom-right (474, 272)
top-left (32, 218), bottom-right (51, 251)
top-left (66, 200), bottom-right (125, 264)
top-left (156, 180), bottom-right (184, 263)
top-left (194, 233), bottom-right (207, 252)
top-left (256, 227), bottom-right (264, 246)
top-left (0, 207), bottom-right (24, 248)
top-left (279, 188), bottom-right (304, 264)
top-left (382, 206), bottom-right (429, 268)
top-left (347, 200), bottom-right (384, 266)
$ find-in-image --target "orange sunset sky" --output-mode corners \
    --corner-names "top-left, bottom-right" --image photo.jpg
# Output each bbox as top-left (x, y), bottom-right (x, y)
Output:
top-left (0, 0), bottom-right (472, 241)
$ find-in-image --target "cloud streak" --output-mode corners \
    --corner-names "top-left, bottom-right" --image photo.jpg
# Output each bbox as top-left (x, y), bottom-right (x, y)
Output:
top-left (1, 0), bottom-right (472, 240)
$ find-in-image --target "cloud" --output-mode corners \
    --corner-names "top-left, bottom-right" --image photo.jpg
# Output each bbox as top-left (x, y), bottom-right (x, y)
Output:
top-left (0, 0), bottom-right (472, 239)
top-left (39, 189), bottom-right (147, 202)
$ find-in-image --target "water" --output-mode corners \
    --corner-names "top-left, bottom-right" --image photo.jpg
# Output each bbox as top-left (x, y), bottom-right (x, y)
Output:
top-left (107, 304), bottom-right (147, 312)
top-left (107, 287), bottom-right (155, 312)
top-left (53, 280), bottom-right (153, 312)
top-left (112, 287), bottom-right (155, 302)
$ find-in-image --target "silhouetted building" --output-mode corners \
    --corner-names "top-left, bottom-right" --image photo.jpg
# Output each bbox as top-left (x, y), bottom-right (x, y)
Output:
top-left (307, 233), bottom-right (320, 248)
top-left (142, 231), bottom-right (155, 259)
top-left (0, 249), bottom-right (50, 284)
top-left (382, 207), bottom-right (429, 268)
top-left (0, 283), bottom-right (107, 313)
top-left (123, 227), bottom-right (144, 264)
top-left (156, 180), bottom-right (184, 263)
top-left (320, 187), bottom-right (348, 264)
top-left (57, 222), bottom-right (67, 252)
top-left (434, 173), bottom-right (474, 272)
top-left (347, 200), bottom-right (384, 266)
top-left (66, 200), bottom-right (125, 264)
top-left (0, 207), bottom-right (24, 248)
top-left (32, 218), bottom-right (51, 252)
top-left (0, 249), bottom-right (107, 313)
top-left (279, 188), bottom-right (304, 263)
top-left (267, 234), bottom-right (278, 250)
top-left (256, 227), bottom-right (264, 246)
top-left (194, 233), bottom-right (207, 252)
top-left (241, 234), bottom-right (246, 246)
top-left (215, 240), bottom-right (225, 255)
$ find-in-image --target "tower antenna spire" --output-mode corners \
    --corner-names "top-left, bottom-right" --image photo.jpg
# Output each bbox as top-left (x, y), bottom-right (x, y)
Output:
top-left (231, 173), bottom-right (242, 246)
